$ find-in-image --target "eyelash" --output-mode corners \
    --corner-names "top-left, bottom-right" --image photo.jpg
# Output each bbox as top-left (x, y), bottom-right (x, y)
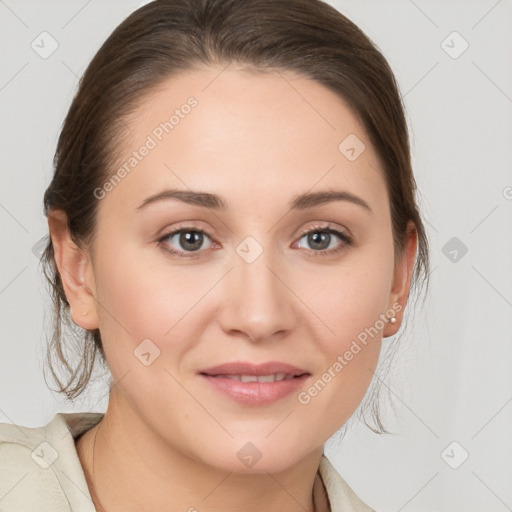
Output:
top-left (157, 224), bottom-right (353, 259)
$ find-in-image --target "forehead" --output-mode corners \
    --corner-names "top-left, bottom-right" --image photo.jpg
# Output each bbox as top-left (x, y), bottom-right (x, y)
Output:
top-left (101, 65), bottom-right (387, 216)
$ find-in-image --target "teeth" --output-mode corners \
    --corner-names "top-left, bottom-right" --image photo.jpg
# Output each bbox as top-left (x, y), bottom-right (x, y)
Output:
top-left (240, 375), bottom-right (258, 383)
top-left (255, 374), bottom-right (275, 382)
top-left (219, 373), bottom-right (292, 383)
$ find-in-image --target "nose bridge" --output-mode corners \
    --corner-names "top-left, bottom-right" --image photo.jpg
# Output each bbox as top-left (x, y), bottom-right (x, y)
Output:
top-left (218, 238), bottom-right (295, 341)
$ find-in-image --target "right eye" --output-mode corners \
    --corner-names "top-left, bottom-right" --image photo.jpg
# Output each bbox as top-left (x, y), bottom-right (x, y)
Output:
top-left (158, 228), bottom-right (215, 258)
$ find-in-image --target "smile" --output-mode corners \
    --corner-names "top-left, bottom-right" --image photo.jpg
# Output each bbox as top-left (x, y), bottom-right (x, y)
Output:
top-left (198, 361), bottom-right (311, 405)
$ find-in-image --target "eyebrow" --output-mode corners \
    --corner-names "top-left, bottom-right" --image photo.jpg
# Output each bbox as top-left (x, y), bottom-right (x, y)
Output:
top-left (290, 190), bottom-right (372, 213)
top-left (137, 189), bottom-right (225, 210)
top-left (136, 188), bottom-right (372, 213)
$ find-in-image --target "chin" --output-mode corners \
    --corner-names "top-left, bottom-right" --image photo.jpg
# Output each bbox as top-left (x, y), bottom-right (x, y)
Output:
top-left (198, 438), bottom-right (313, 475)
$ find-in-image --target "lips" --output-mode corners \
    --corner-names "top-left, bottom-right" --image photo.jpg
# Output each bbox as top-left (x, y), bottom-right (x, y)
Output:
top-left (198, 361), bottom-right (310, 405)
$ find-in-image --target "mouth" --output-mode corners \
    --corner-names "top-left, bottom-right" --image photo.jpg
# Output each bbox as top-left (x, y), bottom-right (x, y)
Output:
top-left (203, 373), bottom-right (303, 383)
top-left (198, 361), bottom-right (310, 405)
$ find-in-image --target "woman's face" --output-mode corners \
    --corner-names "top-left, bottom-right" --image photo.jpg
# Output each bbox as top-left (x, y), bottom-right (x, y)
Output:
top-left (71, 65), bottom-right (413, 473)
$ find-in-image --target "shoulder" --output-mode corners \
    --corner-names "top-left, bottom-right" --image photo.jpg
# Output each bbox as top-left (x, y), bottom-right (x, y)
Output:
top-left (319, 454), bottom-right (378, 512)
top-left (0, 412), bottom-right (102, 512)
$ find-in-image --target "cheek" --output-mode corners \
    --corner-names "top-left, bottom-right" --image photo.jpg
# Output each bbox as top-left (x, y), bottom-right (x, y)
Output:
top-left (296, 247), bottom-right (393, 347)
top-left (92, 240), bottom-right (215, 358)
top-left (293, 247), bottom-right (392, 411)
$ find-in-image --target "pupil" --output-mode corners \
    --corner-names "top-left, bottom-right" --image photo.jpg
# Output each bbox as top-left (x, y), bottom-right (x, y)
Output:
top-left (180, 231), bottom-right (203, 251)
top-left (308, 232), bottom-right (330, 250)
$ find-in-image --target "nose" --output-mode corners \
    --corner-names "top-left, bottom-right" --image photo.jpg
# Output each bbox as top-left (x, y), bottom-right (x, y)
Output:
top-left (217, 247), bottom-right (297, 343)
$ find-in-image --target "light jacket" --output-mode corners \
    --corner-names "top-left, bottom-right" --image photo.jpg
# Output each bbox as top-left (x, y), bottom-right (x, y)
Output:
top-left (0, 413), bottom-right (376, 511)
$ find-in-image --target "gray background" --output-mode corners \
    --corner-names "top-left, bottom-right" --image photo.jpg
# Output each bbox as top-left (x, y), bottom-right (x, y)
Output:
top-left (1, 1), bottom-right (511, 511)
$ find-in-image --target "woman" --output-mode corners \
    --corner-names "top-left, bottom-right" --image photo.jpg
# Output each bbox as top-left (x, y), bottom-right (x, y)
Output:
top-left (0, 0), bottom-right (429, 510)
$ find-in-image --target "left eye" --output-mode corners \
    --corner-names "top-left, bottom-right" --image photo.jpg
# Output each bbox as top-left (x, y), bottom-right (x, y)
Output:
top-left (296, 228), bottom-right (350, 252)
top-left (161, 229), bottom-right (212, 253)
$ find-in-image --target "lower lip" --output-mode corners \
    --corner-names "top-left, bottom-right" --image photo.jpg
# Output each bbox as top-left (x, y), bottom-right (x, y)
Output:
top-left (200, 374), bottom-right (309, 405)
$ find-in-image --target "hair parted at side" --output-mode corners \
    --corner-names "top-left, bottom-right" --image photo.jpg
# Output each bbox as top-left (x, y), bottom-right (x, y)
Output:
top-left (41, 0), bottom-right (430, 432)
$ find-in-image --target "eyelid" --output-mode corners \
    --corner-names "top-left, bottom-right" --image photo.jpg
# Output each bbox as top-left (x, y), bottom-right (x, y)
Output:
top-left (155, 220), bottom-right (212, 239)
top-left (296, 222), bottom-right (351, 239)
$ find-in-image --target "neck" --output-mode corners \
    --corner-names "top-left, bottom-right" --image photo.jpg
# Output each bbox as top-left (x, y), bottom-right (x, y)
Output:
top-left (75, 390), bottom-right (324, 512)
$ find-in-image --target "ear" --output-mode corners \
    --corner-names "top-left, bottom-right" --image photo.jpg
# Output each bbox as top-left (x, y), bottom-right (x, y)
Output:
top-left (48, 210), bottom-right (99, 330)
top-left (383, 220), bottom-right (418, 337)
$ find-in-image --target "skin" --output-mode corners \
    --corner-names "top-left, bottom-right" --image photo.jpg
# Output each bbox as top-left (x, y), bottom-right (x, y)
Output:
top-left (49, 64), bottom-right (417, 512)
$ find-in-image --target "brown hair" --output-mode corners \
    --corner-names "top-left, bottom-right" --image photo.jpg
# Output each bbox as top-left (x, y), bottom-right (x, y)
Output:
top-left (42, 0), bottom-right (430, 432)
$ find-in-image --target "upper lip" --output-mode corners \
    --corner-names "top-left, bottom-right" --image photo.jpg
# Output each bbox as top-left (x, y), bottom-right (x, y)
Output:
top-left (199, 361), bottom-right (309, 377)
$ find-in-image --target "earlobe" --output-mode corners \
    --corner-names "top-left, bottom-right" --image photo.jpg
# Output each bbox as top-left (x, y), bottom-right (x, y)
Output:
top-left (48, 210), bottom-right (99, 330)
top-left (384, 221), bottom-right (418, 337)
